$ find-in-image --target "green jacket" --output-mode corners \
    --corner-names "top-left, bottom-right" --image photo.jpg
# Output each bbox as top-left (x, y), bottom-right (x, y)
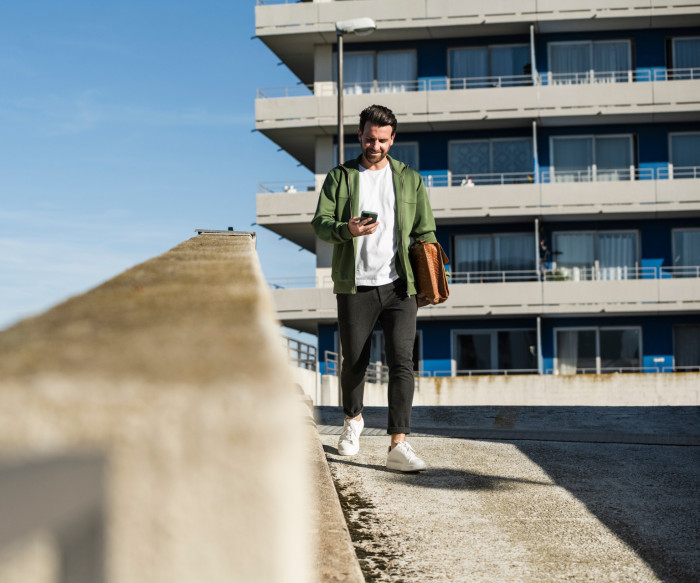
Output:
top-left (311, 155), bottom-right (437, 295)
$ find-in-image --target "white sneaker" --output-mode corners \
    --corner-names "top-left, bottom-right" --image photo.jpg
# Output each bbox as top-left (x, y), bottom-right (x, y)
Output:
top-left (337, 417), bottom-right (364, 456)
top-left (386, 441), bottom-right (427, 472)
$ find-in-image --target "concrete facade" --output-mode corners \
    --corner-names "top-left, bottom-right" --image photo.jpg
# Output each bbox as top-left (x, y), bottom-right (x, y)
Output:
top-left (303, 372), bottom-right (699, 408)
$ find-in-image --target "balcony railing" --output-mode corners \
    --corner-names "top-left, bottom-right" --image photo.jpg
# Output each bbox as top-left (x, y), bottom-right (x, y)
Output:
top-left (268, 266), bottom-right (699, 290)
top-left (258, 180), bottom-right (315, 194)
top-left (540, 167), bottom-right (656, 183)
top-left (269, 275), bottom-right (331, 289)
top-left (282, 335), bottom-right (317, 370)
top-left (425, 171), bottom-right (534, 187)
top-left (258, 166), bottom-right (700, 195)
top-left (256, 68), bottom-right (700, 99)
top-left (450, 265), bottom-right (700, 283)
top-left (658, 166), bottom-right (700, 180)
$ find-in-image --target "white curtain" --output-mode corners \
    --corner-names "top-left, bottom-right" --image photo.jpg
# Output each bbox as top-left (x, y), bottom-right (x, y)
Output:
top-left (552, 137), bottom-right (593, 182)
top-left (490, 45), bottom-right (530, 80)
top-left (598, 232), bottom-right (637, 279)
top-left (550, 42), bottom-right (590, 83)
top-left (673, 37), bottom-right (700, 71)
top-left (557, 331), bottom-right (579, 375)
top-left (593, 41), bottom-right (630, 82)
top-left (450, 48), bottom-right (488, 88)
top-left (673, 229), bottom-right (700, 266)
top-left (377, 51), bottom-right (415, 92)
top-left (670, 133), bottom-right (700, 172)
top-left (553, 232), bottom-right (595, 272)
top-left (456, 236), bottom-right (492, 273)
top-left (333, 52), bottom-right (374, 94)
top-left (494, 234), bottom-right (535, 271)
top-left (596, 136), bottom-right (632, 181)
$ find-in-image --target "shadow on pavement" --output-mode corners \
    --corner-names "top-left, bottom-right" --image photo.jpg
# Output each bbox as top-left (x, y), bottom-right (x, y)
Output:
top-left (318, 405), bottom-right (700, 582)
top-left (516, 440), bottom-right (699, 583)
top-left (324, 444), bottom-right (553, 491)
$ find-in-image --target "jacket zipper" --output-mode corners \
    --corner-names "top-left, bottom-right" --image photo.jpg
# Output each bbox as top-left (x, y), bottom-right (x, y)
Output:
top-left (341, 164), bottom-right (357, 294)
top-left (398, 166), bottom-right (409, 297)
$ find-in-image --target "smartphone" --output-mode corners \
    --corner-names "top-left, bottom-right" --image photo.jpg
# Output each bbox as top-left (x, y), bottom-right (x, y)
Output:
top-left (360, 210), bottom-right (378, 225)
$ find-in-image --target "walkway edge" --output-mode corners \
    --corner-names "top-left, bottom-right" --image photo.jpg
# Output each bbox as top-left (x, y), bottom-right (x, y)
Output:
top-left (309, 421), bottom-right (364, 583)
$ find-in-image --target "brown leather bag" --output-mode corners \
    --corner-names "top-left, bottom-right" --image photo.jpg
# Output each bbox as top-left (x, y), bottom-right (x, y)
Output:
top-left (409, 240), bottom-right (450, 307)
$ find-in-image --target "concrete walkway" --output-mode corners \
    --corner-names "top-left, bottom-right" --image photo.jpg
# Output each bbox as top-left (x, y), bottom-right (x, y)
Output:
top-left (315, 406), bottom-right (700, 582)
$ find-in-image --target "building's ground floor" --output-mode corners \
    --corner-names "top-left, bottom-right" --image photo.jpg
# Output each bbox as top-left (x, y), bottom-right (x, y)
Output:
top-left (317, 313), bottom-right (700, 377)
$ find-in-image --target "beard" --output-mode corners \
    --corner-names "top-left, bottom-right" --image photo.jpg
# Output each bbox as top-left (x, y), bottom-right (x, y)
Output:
top-left (361, 146), bottom-right (388, 165)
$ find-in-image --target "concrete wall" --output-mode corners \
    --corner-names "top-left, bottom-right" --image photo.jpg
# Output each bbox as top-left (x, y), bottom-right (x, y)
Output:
top-left (0, 234), bottom-right (311, 583)
top-left (256, 0), bottom-right (700, 37)
top-left (271, 276), bottom-right (700, 328)
top-left (256, 80), bottom-right (700, 132)
top-left (309, 373), bottom-right (699, 407)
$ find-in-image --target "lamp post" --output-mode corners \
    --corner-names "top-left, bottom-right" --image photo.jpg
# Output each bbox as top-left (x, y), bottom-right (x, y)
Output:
top-left (335, 17), bottom-right (376, 164)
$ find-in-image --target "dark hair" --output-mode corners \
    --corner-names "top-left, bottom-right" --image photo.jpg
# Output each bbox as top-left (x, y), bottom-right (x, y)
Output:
top-left (359, 104), bottom-right (397, 135)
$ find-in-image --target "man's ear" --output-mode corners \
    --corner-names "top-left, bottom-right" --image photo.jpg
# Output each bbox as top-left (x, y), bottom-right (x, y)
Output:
top-left (357, 128), bottom-right (362, 142)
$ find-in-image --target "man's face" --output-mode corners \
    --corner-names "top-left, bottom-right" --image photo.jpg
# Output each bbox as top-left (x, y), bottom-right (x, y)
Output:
top-left (358, 122), bottom-right (395, 168)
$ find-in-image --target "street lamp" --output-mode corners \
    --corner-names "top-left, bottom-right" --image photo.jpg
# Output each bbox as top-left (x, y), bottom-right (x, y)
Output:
top-left (335, 17), bottom-right (376, 164)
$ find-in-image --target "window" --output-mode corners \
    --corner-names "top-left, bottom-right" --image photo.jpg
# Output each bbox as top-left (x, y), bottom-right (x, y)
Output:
top-left (333, 50), bottom-right (416, 94)
top-left (671, 37), bottom-right (700, 79)
top-left (454, 329), bottom-right (537, 374)
top-left (548, 40), bottom-right (631, 84)
top-left (454, 233), bottom-right (536, 280)
top-left (555, 327), bottom-right (641, 374)
top-left (670, 133), bottom-right (700, 179)
top-left (449, 45), bottom-right (531, 89)
top-left (340, 142), bottom-right (419, 169)
top-left (550, 135), bottom-right (633, 182)
top-left (552, 230), bottom-right (638, 280)
top-left (673, 229), bottom-right (700, 276)
top-left (674, 325), bottom-right (700, 369)
top-left (450, 138), bottom-right (533, 184)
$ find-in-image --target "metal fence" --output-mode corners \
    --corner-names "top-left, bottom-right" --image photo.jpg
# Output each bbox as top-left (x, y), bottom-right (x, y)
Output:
top-left (282, 335), bottom-right (317, 371)
top-left (258, 165), bottom-right (700, 195)
top-left (323, 350), bottom-right (389, 383)
top-left (450, 265), bottom-right (700, 283)
top-left (257, 67), bottom-right (700, 99)
top-left (269, 265), bottom-right (699, 290)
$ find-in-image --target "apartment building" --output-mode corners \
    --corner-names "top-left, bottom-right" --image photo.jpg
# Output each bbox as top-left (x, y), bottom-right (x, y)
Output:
top-left (254, 0), bottom-right (700, 377)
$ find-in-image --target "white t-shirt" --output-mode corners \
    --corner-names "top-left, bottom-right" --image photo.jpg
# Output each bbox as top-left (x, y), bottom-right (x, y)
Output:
top-left (355, 163), bottom-right (398, 286)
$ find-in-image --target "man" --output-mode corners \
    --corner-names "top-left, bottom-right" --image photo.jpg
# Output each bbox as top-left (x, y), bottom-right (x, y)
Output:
top-left (311, 104), bottom-right (437, 472)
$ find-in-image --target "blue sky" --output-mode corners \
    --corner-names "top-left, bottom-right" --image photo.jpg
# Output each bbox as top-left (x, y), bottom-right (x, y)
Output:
top-left (0, 1), bottom-right (315, 331)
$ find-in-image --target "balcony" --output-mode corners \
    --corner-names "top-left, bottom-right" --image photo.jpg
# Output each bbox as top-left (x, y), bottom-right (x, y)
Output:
top-left (255, 0), bottom-right (700, 81)
top-left (256, 169), bottom-right (700, 248)
top-left (255, 70), bottom-right (700, 168)
top-left (270, 266), bottom-right (700, 332)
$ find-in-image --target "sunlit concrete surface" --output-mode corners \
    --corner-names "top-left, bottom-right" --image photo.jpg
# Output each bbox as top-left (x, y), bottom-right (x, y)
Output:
top-left (318, 406), bottom-right (700, 582)
top-left (0, 234), bottom-right (311, 583)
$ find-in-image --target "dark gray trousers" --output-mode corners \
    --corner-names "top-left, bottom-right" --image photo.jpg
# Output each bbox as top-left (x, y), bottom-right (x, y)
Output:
top-left (336, 280), bottom-right (417, 435)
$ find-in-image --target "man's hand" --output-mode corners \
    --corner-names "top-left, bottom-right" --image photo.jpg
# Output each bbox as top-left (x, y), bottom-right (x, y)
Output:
top-left (348, 216), bottom-right (379, 237)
